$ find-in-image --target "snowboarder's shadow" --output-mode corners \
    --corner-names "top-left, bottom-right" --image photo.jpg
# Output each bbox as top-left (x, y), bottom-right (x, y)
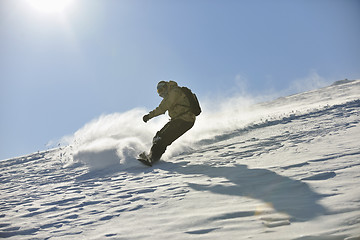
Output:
top-left (160, 161), bottom-right (328, 222)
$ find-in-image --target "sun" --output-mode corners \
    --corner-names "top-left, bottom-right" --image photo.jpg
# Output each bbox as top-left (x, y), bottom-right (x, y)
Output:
top-left (27, 0), bottom-right (74, 14)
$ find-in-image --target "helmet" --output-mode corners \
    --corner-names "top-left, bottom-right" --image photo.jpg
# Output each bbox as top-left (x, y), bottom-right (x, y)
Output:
top-left (157, 81), bottom-right (168, 98)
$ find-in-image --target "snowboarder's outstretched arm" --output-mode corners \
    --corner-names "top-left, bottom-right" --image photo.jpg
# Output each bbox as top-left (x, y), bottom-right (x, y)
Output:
top-left (143, 99), bottom-right (168, 123)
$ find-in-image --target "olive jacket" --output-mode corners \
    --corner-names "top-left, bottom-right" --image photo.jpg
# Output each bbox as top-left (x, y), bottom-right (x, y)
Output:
top-left (148, 81), bottom-right (196, 123)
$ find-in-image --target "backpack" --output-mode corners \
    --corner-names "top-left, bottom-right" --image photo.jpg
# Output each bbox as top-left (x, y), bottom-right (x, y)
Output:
top-left (180, 87), bottom-right (202, 116)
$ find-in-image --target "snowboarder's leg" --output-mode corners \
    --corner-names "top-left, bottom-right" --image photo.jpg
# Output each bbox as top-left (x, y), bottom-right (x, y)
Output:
top-left (149, 119), bottom-right (194, 163)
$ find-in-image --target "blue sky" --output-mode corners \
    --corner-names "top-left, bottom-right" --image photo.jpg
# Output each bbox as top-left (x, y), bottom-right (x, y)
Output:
top-left (1, 0), bottom-right (360, 159)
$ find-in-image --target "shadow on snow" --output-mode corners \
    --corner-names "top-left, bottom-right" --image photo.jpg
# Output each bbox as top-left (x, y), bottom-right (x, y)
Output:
top-left (160, 162), bottom-right (328, 222)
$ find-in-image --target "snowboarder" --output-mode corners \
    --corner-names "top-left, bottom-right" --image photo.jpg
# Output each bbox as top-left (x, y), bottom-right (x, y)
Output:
top-left (140, 80), bottom-right (200, 165)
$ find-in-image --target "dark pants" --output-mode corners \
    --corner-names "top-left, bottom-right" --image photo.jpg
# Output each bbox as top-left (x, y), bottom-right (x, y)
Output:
top-left (150, 119), bottom-right (194, 162)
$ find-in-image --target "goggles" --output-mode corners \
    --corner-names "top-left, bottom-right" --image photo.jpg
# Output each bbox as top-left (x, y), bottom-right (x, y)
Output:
top-left (157, 82), bottom-right (167, 96)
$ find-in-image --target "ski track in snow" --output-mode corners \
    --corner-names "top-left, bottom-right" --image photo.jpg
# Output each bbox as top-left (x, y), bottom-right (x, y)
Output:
top-left (1, 80), bottom-right (360, 239)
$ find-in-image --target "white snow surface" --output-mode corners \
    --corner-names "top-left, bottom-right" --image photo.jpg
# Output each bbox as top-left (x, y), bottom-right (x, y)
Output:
top-left (1, 79), bottom-right (360, 240)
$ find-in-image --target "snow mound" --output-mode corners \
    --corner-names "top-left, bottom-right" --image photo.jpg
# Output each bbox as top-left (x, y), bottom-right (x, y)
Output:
top-left (2, 80), bottom-right (359, 239)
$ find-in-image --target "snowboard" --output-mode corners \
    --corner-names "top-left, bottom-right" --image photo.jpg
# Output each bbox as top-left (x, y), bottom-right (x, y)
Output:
top-left (137, 152), bottom-right (153, 167)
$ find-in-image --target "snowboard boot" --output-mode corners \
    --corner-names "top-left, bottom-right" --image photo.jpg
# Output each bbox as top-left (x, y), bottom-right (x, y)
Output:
top-left (138, 152), bottom-right (153, 166)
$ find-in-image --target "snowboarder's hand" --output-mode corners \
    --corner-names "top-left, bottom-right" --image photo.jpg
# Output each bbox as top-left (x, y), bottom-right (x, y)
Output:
top-left (143, 114), bottom-right (150, 123)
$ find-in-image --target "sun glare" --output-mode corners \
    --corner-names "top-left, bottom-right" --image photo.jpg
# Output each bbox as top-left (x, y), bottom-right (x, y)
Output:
top-left (27, 0), bottom-right (74, 14)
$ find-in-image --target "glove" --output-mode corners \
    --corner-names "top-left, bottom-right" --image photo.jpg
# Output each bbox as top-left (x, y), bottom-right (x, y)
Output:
top-left (143, 114), bottom-right (150, 123)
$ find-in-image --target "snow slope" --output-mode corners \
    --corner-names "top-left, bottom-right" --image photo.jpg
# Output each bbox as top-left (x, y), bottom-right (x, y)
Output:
top-left (1, 80), bottom-right (360, 240)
